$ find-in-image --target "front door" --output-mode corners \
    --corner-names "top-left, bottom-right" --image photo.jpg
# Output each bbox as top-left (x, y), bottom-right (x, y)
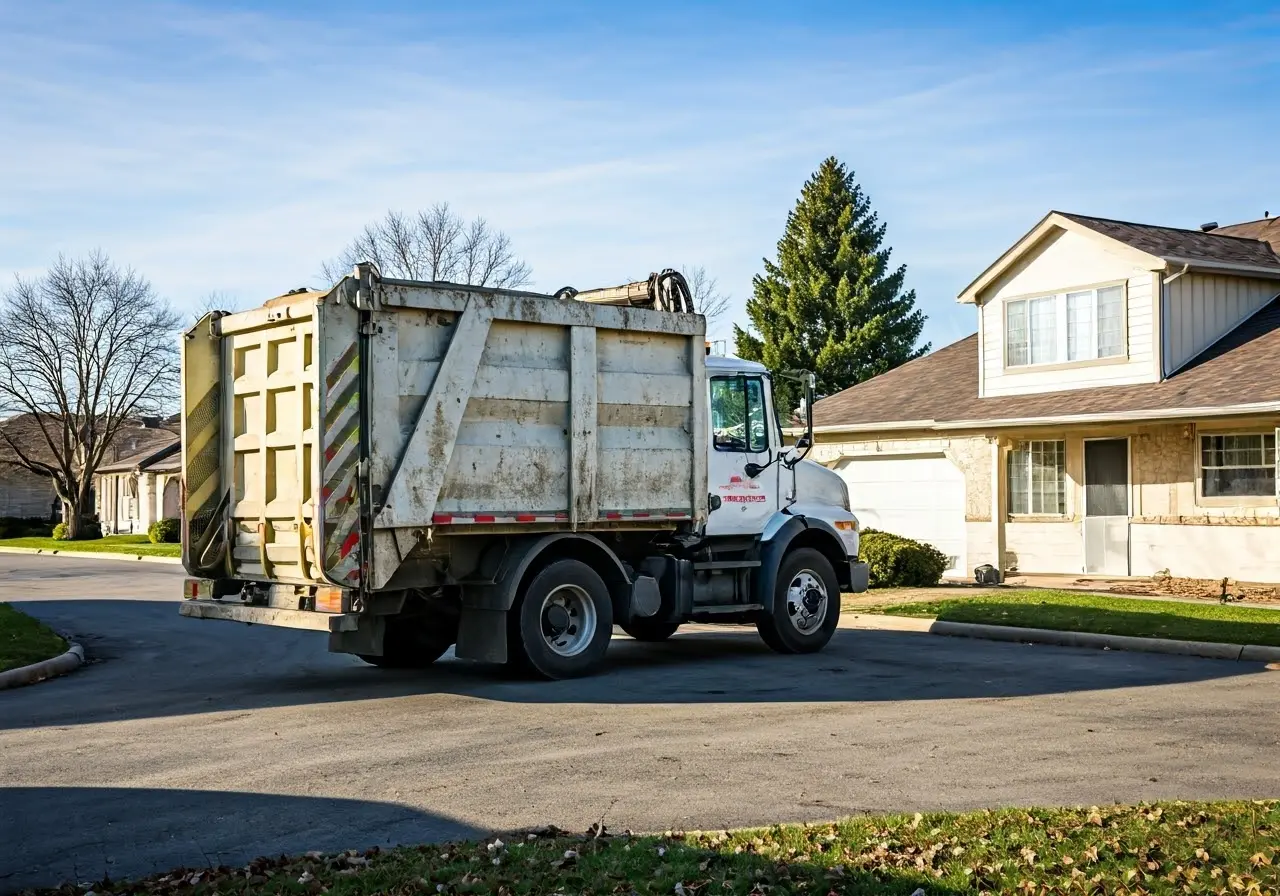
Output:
top-left (1083, 438), bottom-right (1129, 575)
top-left (705, 373), bottom-right (779, 536)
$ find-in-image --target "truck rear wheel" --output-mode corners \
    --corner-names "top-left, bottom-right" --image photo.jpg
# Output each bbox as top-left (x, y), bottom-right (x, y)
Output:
top-left (620, 620), bottom-right (680, 642)
top-left (510, 559), bottom-right (613, 679)
top-left (757, 547), bottom-right (840, 654)
top-left (359, 615), bottom-right (455, 669)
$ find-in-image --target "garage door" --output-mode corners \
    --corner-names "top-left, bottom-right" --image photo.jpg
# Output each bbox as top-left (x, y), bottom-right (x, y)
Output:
top-left (834, 454), bottom-right (966, 576)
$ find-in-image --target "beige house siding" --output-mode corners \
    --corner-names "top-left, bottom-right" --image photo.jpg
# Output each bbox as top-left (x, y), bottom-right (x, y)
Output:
top-left (816, 416), bottom-right (1280, 581)
top-left (0, 468), bottom-right (58, 519)
top-left (977, 228), bottom-right (1158, 398)
top-left (1163, 274), bottom-right (1280, 375)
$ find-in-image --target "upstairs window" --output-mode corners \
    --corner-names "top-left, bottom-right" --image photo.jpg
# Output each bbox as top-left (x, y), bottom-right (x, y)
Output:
top-left (1006, 285), bottom-right (1125, 367)
top-left (1201, 433), bottom-right (1276, 498)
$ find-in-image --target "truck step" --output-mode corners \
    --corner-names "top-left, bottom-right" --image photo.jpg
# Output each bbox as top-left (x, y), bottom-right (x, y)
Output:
top-left (692, 560), bottom-right (761, 571)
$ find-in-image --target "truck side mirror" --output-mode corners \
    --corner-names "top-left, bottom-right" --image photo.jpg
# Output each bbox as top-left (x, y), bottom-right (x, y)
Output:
top-left (744, 462), bottom-right (765, 479)
top-left (795, 435), bottom-right (811, 451)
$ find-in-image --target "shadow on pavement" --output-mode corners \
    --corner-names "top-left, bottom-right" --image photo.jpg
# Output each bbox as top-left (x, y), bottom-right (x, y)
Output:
top-left (3, 598), bottom-right (1269, 733)
top-left (0, 786), bottom-right (479, 894)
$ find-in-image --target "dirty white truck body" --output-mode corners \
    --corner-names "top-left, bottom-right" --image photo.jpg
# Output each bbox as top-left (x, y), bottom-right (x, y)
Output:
top-left (180, 266), bottom-right (868, 678)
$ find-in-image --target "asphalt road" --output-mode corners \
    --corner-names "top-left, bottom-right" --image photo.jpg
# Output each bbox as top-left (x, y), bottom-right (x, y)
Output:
top-left (2, 554), bottom-right (1278, 892)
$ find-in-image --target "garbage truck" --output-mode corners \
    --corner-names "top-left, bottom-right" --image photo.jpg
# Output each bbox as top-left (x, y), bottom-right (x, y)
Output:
top-left (178, 264), bottom-right (868, 678)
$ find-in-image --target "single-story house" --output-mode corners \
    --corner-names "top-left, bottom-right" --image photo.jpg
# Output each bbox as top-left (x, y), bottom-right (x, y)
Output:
top-left (811, 212), bottom-right (1280, 583)
top-left (0, 415), bottom-right (64, 521)
top-left (95, 432), bottom-right (181, 535)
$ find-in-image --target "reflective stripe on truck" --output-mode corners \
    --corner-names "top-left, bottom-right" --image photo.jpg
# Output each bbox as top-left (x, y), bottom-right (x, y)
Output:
top-left (320, 339), bottom-right (362, 586)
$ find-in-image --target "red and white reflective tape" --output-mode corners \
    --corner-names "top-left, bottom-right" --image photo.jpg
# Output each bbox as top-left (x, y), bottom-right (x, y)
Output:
top-left (431, 511), bottom-right (570, 525)
top-left (600, 509), bottom-right (690, 521)
top-left (428, 509), bottom-right (692, 525)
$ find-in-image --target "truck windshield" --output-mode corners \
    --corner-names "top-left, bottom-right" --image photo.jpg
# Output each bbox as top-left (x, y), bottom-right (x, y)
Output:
top-left (711, 376), bottom-right (768, 453)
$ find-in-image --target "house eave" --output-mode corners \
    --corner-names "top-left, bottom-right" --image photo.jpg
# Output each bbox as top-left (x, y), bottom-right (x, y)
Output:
top-left (805, 401), bottom-right (1280, 437)
top-left (1161, 257), bottom-right (1280, 280)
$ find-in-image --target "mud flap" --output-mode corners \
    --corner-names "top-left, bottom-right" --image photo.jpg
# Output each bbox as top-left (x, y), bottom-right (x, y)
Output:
top-left (329, 615), bottom-right (385, 656)
top-left (455, 607), bottom-right (508, 663)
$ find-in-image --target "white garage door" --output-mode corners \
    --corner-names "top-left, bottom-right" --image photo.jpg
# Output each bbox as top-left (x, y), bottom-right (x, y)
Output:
top-left (834, 454), bottom-right (966, 576)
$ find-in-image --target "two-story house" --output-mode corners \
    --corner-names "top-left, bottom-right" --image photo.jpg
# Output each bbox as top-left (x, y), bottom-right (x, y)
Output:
top-left (809, 211), bottom-right (1280, 582)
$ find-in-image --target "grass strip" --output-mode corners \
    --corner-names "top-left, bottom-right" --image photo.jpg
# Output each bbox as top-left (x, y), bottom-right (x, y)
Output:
top-left (22, 801), bottom-right (1279, 896)
top-left (875, 589), bottom-right (1280, 647)
top-left (0, 534), bottom-right (180, 558)
top-left (0, 603), bottom-right (67, 673)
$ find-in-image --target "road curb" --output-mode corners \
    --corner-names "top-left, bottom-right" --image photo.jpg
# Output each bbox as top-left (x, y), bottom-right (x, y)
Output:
top-left (0, 546), bottom-right (181, 565)
top-left (0, 642), bottom-right (85, 690)
top-left (841, 614), bottom-right (1280, 663)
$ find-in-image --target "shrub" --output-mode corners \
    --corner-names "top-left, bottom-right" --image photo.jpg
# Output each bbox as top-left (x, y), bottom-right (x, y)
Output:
top-left (51, 518), bottom-right (102, 541)
top-left (148, 517), bottom-right (181, 544)
top-left (860, 528), bottom-right (948, 588)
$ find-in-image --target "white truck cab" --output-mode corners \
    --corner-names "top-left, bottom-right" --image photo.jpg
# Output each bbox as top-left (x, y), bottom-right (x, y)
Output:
top-left (178, 268), bottom-right (868, 678)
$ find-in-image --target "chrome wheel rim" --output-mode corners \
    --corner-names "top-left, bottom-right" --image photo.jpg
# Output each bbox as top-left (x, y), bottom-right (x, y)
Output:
top-left (540, 584), bottom-right (597, 657)
top-left (786, 570), bottom-right (828, 634)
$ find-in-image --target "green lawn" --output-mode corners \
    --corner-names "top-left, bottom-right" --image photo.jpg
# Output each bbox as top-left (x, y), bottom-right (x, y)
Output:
top-left (877, 588), bottom-right (1280, 647)
top-left (0, 603), bottom-right (68, 673)
top-left (25, 801), bottom-right (1278, 896)
top-left (0, 533), bottom-right (181, 558)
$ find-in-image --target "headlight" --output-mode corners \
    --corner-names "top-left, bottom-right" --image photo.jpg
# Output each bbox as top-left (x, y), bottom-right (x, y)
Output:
top-left (839, 478), bottom-right (851, 513)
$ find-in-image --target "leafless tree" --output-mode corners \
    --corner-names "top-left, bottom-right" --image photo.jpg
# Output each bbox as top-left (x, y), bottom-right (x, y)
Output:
top-left (193, 290), bottom-right (240, 321)
top-left (682, 265), bottom-right (730, 331)
top-left (321, 203), bottom-right (533, 288)
top-left (0, 252), bottom-right (180, 538)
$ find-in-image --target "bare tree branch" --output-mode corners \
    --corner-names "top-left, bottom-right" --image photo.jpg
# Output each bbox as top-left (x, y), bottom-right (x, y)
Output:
top-left (321, 205), bottom-right (533, 288)
top-left (194, 291), bottom-right (240, 321)
top-left (0, 252), bottom-right (180, 538)
top-left (681, 265), bottom-right (730, 331)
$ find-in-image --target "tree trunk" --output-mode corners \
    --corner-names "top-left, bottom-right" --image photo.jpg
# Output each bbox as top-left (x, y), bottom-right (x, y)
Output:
top-left (64, 499), bottom-right (85, 539)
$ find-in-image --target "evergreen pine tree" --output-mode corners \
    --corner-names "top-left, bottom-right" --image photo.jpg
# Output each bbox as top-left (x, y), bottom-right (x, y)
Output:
top-left (735, 157), bottom-right (928, 416)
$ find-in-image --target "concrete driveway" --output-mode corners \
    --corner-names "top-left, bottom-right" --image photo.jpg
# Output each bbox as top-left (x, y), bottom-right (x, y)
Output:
top-left (2, 554), bottom-right (1278, 892)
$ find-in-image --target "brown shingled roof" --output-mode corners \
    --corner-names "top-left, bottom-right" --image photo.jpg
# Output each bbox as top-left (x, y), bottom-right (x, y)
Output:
top-left (1060, 212), bottom-right (1280, 272)
top-left (95, 436), bottom-right (180, 474)
top-left (1212, 217), bottom-right (1280, 256)
top-left (812, 297), bottom-right (1280, 429)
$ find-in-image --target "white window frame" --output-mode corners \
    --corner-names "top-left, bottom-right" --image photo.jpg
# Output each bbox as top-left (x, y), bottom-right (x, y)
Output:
top-left (1004, 281), bottom-right (1127, 369)
top-left (1197, 431), bottom-right (1278, 504)
top-left (1007, 439), bottom-right (1067, 517)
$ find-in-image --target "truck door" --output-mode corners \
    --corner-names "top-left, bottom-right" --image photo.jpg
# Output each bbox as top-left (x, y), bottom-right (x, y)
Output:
top-left (705, 374), bottom-right (779, 536)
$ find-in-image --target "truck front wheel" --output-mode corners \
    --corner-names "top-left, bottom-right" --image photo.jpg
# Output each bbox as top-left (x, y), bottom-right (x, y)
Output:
top-left (757, 547), bottom-right (840, 654)
top-left (510, 559), bottom-right (614, 679)
top-left (359, 615), bottom-right (455, 669)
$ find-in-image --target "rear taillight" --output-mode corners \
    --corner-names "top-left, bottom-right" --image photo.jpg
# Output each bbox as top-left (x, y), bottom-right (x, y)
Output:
top-left (314, 587), bottom-right (347, 613)
top-left (183, 578), bottom-right (214, 600)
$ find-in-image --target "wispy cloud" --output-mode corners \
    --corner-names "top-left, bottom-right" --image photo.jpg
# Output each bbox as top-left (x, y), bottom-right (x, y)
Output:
top-left (1, 1), bottom-right (1277, 344)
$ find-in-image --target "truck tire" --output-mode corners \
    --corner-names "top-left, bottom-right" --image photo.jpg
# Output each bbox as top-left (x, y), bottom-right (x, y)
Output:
top-left (756, 547), bottom-right (840, 654)
top-left (620, 620), bottom-right (680, 642)
top-left (509, 559), bottom-right (613, 679)
top-left (359, 615), bottom-right (455, 669)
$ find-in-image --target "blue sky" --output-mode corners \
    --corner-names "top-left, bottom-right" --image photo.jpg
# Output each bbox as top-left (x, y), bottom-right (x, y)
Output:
top-left (2, 1), bottom-right (1278, 348)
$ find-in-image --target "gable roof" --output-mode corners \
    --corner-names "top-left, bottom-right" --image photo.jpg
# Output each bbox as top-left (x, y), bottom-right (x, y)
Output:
top-left (958, 211), bottom-right (1280, 303)
top-left (812, 296), bottom-right (1280, 431)
top-left (95, 435), bottom-right (180, 474)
